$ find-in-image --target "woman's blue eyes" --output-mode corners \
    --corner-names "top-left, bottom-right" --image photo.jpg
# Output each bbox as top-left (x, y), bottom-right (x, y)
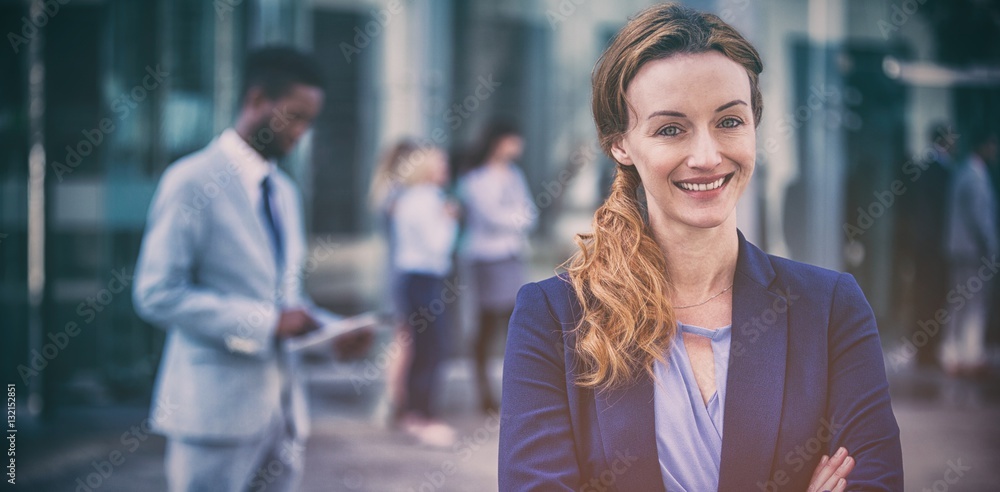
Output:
top-left (655, 118), bottom-right (743, 137)
top-left (719, 117), bottom-right (743, 128)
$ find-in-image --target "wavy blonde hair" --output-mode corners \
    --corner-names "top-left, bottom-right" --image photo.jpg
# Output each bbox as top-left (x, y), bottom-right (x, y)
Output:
top-left (369, 140), bottom-right (419, 210)
top-left (566, 3), bottom-right (763, 390)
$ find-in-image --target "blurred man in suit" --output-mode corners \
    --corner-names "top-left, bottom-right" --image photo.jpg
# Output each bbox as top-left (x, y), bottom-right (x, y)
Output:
top-left (902, 123), bottom-right (956, 367)
top-left (943, 131), bottom-right (999, 377)
top-left (988, 132), bottom-right (1000, 365)
top-left (134, 46), bottom-right (327, 491)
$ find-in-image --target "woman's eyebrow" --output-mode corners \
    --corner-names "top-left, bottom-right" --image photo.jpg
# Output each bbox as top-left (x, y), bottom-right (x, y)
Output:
top-left (716, 99), bottom-right (748, 112)
top-left (646, 99), bottom-right (748, 120)
top-left (647, 110), bottom-right (686, 120)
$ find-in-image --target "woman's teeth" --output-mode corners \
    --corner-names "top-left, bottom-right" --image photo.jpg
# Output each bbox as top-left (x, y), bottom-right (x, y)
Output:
top-left (677, 175), bottom-right (726, 192)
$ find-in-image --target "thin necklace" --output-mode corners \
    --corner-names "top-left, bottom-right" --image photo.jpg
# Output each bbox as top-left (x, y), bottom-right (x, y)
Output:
top-left (673, 283), bottom-right (734, 310)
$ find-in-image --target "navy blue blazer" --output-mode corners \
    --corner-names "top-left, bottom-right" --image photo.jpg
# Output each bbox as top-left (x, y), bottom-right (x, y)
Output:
top-left (499, 233), bottom-right (903, 491)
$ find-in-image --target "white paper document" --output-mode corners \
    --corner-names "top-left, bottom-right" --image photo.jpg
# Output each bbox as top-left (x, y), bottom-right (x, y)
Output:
top-left (283, 311), bottom-right (379, 352)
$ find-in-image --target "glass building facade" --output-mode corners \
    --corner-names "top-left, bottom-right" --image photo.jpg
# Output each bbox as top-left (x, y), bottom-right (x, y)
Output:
top-left (3, 0), bottom-right (998, 418)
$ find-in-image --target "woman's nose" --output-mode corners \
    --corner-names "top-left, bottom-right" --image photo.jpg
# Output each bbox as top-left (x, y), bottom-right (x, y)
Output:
top-left (686, 130), bottom-right (723, 170)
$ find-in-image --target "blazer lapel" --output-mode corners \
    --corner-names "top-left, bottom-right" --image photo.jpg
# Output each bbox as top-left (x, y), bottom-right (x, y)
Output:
top-left (595, 373), bottom-right (665, 491)
top-left (209, 143), bottom-right (279, 283)
top-left (718, 232), bottom-right (787, 490)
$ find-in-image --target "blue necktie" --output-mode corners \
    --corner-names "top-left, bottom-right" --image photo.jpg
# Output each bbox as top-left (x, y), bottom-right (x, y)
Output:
top-left (263, 175), bottom-right (296, 437)
top-left (260, 175), bottom-right (284, 271)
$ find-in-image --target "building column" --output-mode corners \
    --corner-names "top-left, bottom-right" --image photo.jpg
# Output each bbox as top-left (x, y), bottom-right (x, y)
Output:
top-left (26, 0), bottom-right (47, 417)
top-left (380, 0), bottom-right (452, 146)
top-left (798, 0), bottom-right (847, 270)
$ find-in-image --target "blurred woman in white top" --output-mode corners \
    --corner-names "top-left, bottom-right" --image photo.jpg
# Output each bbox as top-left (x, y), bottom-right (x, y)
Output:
top-left (368, 140), bottom-right (419, 427)
top-left (393, 146), bottom-right (459, 446)
top-left (458, 121), bottom-right (537, 413)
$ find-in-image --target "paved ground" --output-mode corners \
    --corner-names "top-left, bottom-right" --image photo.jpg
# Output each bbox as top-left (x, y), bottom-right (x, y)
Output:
top-left (13, 357), bottom-right (504, 492)
top-left (13, 357), bottom-right (1000, 492)
top-left (886, 368), bottom-right (1000, 492)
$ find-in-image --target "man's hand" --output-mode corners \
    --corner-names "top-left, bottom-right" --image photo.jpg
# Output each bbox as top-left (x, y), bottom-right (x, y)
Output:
top-left (333, 327), bottom-right (375, 361)
top-left (807, 446), bottom-right (854, 492)
top-left (275, 308), bottom-right (319, 339)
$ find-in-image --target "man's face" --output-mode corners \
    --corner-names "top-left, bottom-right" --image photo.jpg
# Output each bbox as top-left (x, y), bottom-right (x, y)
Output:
top-left (982, 137), bottom-right (998, 165)
top-left (246, 83), bottom-right (325, 159)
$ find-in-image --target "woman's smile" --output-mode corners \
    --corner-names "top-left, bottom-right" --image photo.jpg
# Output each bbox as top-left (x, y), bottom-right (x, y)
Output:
top-left (673, 171), bottom-right (736, 195)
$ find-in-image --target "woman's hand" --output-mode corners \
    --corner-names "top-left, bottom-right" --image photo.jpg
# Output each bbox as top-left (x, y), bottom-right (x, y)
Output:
top-left (807, 446), bottom-right (854, 492)
top-left (443, 200), bottom-right (461, 219)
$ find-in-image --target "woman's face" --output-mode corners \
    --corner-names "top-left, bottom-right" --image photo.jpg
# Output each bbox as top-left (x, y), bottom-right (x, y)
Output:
top-left (426, 149), bottom-right (450, 186)
top-left (492, 134), bottom-right (524, 163)
top-left (611, 51), bottom-right (756, 232)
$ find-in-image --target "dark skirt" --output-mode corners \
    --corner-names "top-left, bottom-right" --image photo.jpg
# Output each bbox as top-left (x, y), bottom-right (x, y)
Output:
top-left (398, 272), bottom-right (449, 418)
top-left (469, 256), bottom-right (525, 312)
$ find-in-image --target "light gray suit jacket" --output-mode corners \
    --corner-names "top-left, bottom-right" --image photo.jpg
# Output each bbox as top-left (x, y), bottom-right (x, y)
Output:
top-left (947, 155), bottom-right (999, 265)
top-left (133, 137), bottom-right (312, 441)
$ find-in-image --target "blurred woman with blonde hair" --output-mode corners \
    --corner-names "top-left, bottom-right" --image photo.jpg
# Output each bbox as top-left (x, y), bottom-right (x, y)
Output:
top-left (391, 145), bottom-right (459, 447)
top-left (369, 140), bottom-right (419, 428)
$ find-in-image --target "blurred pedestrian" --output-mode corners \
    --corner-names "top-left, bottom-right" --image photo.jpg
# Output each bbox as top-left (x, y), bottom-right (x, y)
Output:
top-left (902, 122), bottom-right (956, 368)
top-left (393, 146), bottom-right (459, 446)
top-left (988, 133), bottom-right (1000, 367)
top-left (133, 46), bottom-right (359, 491)
top-left (458, 121), bottom-right (537, 413)
top-left (368, 140), bottom-right (420, 427)
top-left (370, 140), bottom-right (418, 293)
top-left (943, 131), bottom-right (999, 377)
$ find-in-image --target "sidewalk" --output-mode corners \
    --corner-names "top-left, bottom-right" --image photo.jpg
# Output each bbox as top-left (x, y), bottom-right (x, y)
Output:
top-left (887, 367), bottom-right (1000, 491)
top-left (14, 357), bottom-right (1000, 491)
top-left (14, 357), bottom-right (503, 492)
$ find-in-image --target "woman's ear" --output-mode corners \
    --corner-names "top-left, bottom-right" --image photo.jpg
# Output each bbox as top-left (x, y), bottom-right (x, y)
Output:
top-left (610, 138), bottom-right (634, 166)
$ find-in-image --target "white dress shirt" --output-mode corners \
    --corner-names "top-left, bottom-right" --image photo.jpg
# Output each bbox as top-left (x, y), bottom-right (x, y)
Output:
top-left (217, 128), bottom-right (278, 212)
top-left (393, 184), bottom-right (458, 276)
top-left (217, 128), bottom-right (298, 304)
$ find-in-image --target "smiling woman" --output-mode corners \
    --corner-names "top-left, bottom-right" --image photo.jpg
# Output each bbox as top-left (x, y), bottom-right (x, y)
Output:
top-left (610, 51), bottom-right (756, 233)
top-left (498, 4), bottom-right (903, 492)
